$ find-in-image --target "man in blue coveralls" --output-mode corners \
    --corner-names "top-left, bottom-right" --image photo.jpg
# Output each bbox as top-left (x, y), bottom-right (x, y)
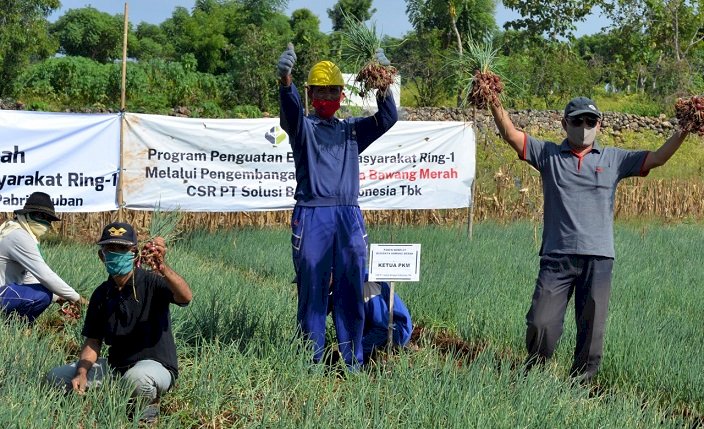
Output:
top-left (489, 96), bottom-right (689, 382)
top-left (277, 43), bottom-right (398, 368)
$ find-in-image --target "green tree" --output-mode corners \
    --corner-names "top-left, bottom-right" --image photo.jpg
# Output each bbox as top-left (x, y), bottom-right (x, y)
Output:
top-left (604, 0), bottom-right (704, 96)
top-left (110, 58), bottom-right (224, 113)
top-left (501, 0), bottom-right (603, 40)
top-left (160, 5), bottom-right (229, 74)
top-left (227, 4), bottom-right (292, 112)
top-left (504, 42), bottom-right (598, 109)
top-left (240, 0), bottom-right (288, 25)
top-left (574, 31), bottom-right (651, 93)
top-left (12, 54), bottom-right (228, 114)
top-left (389, 30), bottom-right (452, 106)
top-left (132, 22), bottom-right (176, 61)
top-left (228, 23), bottom-right (282, 111)
top-left (406, 0), bottom-right (497, 51)
top-left (50, 7), bottom-right (125, 62)
top-left (289, 9), bottom-right (330, 84)
top-left (406, 0), bottom-right (497, 106)
top-left (0, 0), bottom-right (60, 96)
top-left (328, 0), bottom-right (376, 31)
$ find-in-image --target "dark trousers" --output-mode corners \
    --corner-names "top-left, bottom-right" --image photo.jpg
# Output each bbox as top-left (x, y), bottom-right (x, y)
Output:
top-left (525, 254), bottom-right (614, 378)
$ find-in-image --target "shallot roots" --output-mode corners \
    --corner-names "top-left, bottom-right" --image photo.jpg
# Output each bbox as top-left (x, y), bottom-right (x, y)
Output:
top-left (468, 70), bottom-right (504, 110)
top-left (356, 62), bottom-right (397, 97)
top-left (675, 95), bottom-right (704, 135)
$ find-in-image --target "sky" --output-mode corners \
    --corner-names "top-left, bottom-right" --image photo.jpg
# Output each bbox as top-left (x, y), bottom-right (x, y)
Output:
top-left (49, 1), bottom-right (610, 38)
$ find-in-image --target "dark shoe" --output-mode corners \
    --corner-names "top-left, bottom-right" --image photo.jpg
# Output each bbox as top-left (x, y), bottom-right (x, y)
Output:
top-left (139, 401), bottom-right (160, 424)
top-left (570, 370), bottom-right (597, 386)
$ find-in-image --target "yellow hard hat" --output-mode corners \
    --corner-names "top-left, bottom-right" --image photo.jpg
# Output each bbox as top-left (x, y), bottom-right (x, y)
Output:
top-left (307, 61), bottom-right (344, 87)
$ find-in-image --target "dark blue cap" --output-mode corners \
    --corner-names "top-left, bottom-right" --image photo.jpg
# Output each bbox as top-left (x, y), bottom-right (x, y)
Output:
top-left (564, 97), bottom-right (602, 118)
top-left (97, 222), bottom-right (137, 246)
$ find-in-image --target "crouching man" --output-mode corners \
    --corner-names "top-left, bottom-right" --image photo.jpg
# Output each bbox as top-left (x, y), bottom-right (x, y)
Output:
top-left (46, 222), bottom-right (192, 423)
top-left (313, 273), bottom-right (413, 363)
top-left (360, 279), bottom-right (413, 362)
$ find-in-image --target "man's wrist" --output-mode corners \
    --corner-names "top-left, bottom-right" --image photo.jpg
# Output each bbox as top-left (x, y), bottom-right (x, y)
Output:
top-left (76, 359), bottom-right (94, 373)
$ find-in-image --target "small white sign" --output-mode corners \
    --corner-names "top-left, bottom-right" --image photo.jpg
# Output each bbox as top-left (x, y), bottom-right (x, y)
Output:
top-left (368, 244), bottom-right (421, 282)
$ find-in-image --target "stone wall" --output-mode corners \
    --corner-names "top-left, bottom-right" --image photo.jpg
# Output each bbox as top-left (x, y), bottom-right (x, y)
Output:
top-left (0, 98), bottom-right (25, 111)
top-left (1, 98), bottom-right (681, 136)
top-left (400, 107), bottom-right (679, 136)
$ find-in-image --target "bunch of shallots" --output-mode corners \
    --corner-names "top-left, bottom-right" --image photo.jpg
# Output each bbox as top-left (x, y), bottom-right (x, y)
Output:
top-left (59, 301), bottom-right (81, 320)
top-left (356, 62), bottom-right (397, 97)
top-left (468, 70), bottom-right (504, 110)
top-left (675, 96), bottom-right (704, 135)
top-left (137, 240), bottom-right (164, 272)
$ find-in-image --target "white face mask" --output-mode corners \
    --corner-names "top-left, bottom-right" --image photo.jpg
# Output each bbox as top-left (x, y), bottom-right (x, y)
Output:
top-left (27, 219), bottom-right (50, 239)
top-left (566, 125), bottom-right (597, 147)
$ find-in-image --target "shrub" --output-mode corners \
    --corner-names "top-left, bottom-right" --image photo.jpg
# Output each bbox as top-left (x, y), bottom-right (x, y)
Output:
top-left (12, 56), bottom-right (111, 108)
top-left (230, 105), bottom-right (262, 118)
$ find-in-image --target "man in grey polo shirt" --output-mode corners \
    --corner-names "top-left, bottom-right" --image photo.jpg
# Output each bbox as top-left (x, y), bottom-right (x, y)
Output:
top-left (488, 96), bottom-right (689, 382)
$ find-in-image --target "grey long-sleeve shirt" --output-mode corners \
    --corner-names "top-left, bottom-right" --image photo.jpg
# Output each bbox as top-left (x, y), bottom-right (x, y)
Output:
top-left (0, 228), bottom-right (80, 302)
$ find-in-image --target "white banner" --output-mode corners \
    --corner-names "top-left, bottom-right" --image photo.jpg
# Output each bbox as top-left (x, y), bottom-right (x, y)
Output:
top-left (359, 120), bottom-right (475, 209)
top-left (123, 113), bottom-right (475, 211)
top-left (0, 110), bottom-right (121, 212)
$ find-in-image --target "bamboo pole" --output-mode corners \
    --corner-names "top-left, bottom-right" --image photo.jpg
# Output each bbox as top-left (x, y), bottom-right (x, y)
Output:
top-left (120, 3), bottom-right (128, 111)
top-left (117, 2), bottom-right (129, 222)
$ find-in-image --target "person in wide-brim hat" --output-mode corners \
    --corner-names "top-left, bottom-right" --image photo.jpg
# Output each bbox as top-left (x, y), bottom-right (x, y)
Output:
top-left (13, 191), bottom-right (61, 222)
top-left (0, 192), bottom-right (86, 322)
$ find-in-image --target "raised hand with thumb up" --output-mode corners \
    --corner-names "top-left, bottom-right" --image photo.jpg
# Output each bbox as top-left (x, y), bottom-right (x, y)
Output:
top-left (277, 43), bottom-right (297, 79)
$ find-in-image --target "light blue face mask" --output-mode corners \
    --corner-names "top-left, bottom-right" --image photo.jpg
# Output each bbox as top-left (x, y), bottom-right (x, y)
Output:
top-left (102, 250), bottom-right (135, 276)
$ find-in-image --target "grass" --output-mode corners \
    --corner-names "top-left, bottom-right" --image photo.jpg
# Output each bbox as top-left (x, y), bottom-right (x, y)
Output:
top-left (592, 87), bottom-right (666, 117)
top-left (1, 223), bottom-right (702, 427)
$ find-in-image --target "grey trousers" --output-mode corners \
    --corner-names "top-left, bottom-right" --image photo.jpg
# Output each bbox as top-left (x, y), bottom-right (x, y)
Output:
top-left (46, 358), bottom-right (173, 400)
top-left (525, 254), bottom-right (614, 378)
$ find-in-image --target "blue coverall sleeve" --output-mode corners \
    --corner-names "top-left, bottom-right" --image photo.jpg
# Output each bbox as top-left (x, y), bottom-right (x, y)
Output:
top-left (355, 92), bottom-right (398, 153)
top-left (279, 83), bottom-right (305, 147)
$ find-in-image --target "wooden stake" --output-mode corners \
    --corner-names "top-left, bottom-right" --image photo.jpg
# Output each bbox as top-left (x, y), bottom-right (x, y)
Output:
top-left (304, 82), bottom-right (309, 115)
top-left (387, 281), bottom-right (395, 349)
top-left (467, 179), bottom-right (475, 239)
